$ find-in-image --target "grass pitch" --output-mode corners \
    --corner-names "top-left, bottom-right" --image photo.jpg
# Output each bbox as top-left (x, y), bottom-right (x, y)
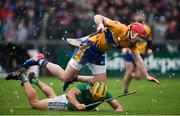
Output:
top-left (0, 76), bottom-right (180, 115)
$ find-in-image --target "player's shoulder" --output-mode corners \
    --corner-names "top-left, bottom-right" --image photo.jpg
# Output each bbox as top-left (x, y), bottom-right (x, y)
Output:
top-left (105, 91), bottom-right (113, 99)
top-left (76, 83), bottom-right (92, 91)
top-left (113, 20), bottom-right (122, 24)
top-left (143, 23), bottom-right (151, 31)
top-left (115, 20), bottom-right (127, 27)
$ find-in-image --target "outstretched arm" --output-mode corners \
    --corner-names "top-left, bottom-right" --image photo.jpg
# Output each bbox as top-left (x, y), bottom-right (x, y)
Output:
top-left (108, 99), bottom-right (123, 112)
top-left (66, 87), bottom-right (86, 110)
top-left (131, 49), bottom-right (160, 84)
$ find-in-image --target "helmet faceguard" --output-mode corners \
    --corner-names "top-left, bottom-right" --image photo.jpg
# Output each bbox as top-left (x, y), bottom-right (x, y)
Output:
top-left (91, 82), bottom-right (107, 99)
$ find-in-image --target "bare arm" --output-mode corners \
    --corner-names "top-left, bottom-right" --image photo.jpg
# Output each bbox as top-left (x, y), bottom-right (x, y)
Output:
top-left (131, 49), bottom-right (149, 77)
top-left (94, 14), bottom-right (109, 25)
top-left (131, 49), bottom-right (160, 84)
top-left (108, 99), bottom-right (123, 112)
top-left (66, 87), bottom-right (86, 110)
top-left (94, 14), bottom-right (111, 32)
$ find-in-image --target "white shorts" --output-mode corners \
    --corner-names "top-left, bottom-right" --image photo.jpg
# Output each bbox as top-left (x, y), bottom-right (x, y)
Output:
top-left (48, 94), bottom-right (68, 110)
top-left (69, 58), bottom-right (106, 74)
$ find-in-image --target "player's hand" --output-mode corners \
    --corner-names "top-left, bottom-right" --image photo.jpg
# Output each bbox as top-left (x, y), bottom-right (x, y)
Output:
top-left (97, 23), bottom-right (107, 32)
top-left (75, 104), bottom-right (86, 110)
top-left (146, 75), bottom-right (160, 84)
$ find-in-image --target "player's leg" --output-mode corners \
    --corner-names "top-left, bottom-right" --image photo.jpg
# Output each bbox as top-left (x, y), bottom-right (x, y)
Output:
top-left (76, 47), bottom-right (107, 83)
top-left (62, 74), bottom-right (95, 91)
top-left (5, 69), bottom-right (50, 109)
top-left (123, 53), bottom-right (135, 94)
top-left (75, 63), bottom-right (107, 83)
top-left (63, 41), bottom-right (106, 91)
top-left (63, 55), bottom-right (107, 91)
top-left (63, 73), bottom-right (106, 87)
top-left (131, 54), bottom-right (145, 79)
top-left (24, 80), bottom-right (67, 110)
top-left (23, 74), bottom-right (65, 109)
top-left (23, 53), bottom-right (81, 92)
top-left (23, 81), bottom-right (50, 109)
top-left (23, 81), bottom-right (60, 109)
top-left (45, 61), bottom-right (78, 82)
top-left (123, 62), bottom-right (134, 94)
top-left (75, 73), bottom-right (106, 83)
top-left (29, 72), bottom-right (56, 98)
top-left (23, 53), bottom-right (78, 82)
top-left (131, 67), bottom-right (144, 79)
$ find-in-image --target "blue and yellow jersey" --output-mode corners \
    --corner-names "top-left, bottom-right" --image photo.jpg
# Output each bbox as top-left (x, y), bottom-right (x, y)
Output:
top-left (88, 19), bottom-right (136, 52)
top-left (128, 23), bottom-right (152, 54)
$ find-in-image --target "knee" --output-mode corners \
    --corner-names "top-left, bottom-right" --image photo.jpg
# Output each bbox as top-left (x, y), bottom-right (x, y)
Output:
top-left (61, 76), bottom-right (72, 82)
top-left (135, 70), bottom-right (143, 77)
top-left (29, 100), bottom-right (38, 109)
top-left (92, 75), bottom-right (106, 83)
top-left (125, 67), bottom-right (133, 74)
top-left (30, 102), bottom-right (37, 109)
top-left (55, 71), bottom-right (72, 82)
top-left (136, 73), bottom-right (141, 78)
top-left (124, 69), bottom-right (133, 77)
top-left (135, 73), bottom-right (143, 79)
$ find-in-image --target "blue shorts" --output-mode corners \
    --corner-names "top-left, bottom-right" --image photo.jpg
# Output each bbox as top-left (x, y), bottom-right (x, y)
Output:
top-left (72, 40), bottom-right (105, 65)
top-left (124, 53), bottom-right (145, 63)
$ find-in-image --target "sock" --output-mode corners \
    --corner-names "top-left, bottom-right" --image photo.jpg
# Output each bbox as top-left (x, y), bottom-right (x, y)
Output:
top-left (123, 89), bottom-right (128, 94)
top-left (30, 78), bottom-right (40, 85)
top-left (21, 74), bottom-right (29, 86)
top-left (22, 59), bottom-right (39, 69)
top-left (72, 75), bottom-right (78, 82)
top-left (38, 59), bottom-right (49, 67)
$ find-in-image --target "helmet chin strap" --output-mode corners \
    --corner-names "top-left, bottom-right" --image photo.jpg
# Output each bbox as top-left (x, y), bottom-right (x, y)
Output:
top-left (130, 30), bottom-right (138, 40)
top-left (127, 30), bottom-right (138, 43)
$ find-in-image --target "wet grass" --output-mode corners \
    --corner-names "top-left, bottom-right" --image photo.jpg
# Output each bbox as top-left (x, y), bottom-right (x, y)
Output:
top-left (0, 76), bottom-right (179, 115)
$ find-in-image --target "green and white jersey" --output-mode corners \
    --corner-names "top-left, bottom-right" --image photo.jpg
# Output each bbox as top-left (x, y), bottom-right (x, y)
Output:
top-left (67, 83), bottom-right (113, 110)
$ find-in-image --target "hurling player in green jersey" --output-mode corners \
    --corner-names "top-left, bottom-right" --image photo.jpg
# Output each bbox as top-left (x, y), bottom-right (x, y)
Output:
top-left (5, 68), bottom-right (123, 112)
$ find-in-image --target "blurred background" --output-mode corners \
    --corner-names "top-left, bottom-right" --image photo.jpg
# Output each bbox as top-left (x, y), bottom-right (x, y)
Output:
top-left (0, 0), bottom-right (180, 77)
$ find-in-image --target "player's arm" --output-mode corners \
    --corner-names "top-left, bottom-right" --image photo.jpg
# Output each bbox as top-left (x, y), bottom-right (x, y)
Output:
top-left (107, 99), bottom-right (123, 112)
top-left (131, 49), bottom-right (160, 84)
top-left (66, 87), bottom-right (86, 110)
top-left (94, 14), bottom-right (112, 32)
